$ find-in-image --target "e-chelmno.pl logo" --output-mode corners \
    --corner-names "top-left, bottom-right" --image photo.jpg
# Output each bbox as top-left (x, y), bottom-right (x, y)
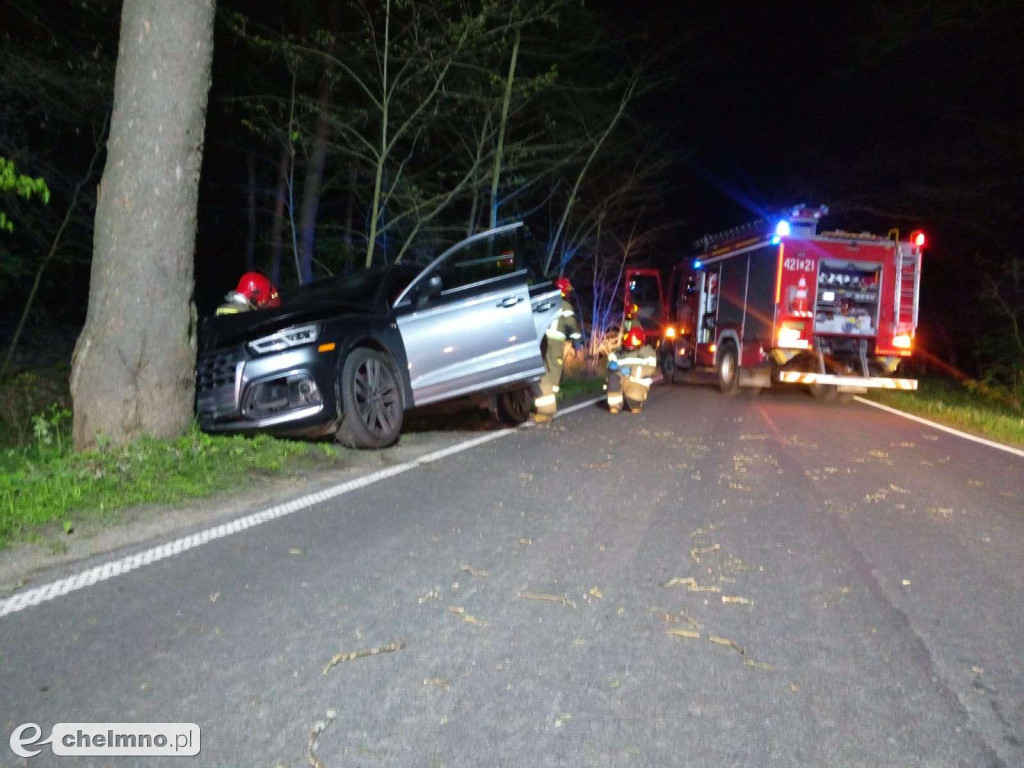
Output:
top-left (10, 723), bottom-right (200, 758)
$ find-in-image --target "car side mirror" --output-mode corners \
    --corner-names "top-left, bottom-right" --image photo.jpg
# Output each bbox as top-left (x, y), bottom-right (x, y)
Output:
top-left (416, 274), bottom-right (443, 308)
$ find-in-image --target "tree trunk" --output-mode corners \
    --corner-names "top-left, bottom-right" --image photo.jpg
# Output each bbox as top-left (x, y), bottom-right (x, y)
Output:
top-left (70, 0), bottom-right (216, 451)
top-left (298, 79), bottom-right (331, 284)
top-left (269, 142), bottom-right (289, 286)
top-left (489, 27), bottom-right (520, 231)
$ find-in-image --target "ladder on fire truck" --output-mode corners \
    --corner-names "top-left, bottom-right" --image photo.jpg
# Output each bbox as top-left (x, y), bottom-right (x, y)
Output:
top-left (893, 242), bottom-right (921, 330)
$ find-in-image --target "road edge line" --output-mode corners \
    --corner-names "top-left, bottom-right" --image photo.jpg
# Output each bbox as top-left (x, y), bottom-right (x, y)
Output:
top-left (1, 396), bottom-right (606, 619)
top-left (853, 396), bottom-right (1024, 459)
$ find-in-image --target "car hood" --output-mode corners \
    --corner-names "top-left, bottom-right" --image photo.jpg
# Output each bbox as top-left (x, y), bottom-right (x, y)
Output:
top-left (199, 301), bottom-right (378, 352)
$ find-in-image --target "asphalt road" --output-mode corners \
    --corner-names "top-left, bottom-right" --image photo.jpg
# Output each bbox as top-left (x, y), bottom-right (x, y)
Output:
top-left (2, 384), bottom-right (1022, 767)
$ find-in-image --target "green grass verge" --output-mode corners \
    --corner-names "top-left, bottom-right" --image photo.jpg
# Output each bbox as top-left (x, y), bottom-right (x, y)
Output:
top-left (558, 374), bottom-right (606, 402)
top-left (865, 377), bottom-right (1024, 448)
top-left (0, 416), bottom-right (344, 549)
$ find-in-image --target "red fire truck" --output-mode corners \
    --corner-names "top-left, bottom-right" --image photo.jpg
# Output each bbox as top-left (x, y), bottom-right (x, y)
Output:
top-left (625, 205), bottom-right (924, 400)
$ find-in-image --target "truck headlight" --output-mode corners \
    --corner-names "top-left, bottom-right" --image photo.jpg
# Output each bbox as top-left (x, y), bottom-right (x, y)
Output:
top-left (248, 324), bottom-right (319, 355)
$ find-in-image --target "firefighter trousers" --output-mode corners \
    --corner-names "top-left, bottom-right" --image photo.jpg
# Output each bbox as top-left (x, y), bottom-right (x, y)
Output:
top-left (606, 371), bottom-right (649, 413)
top-left (534, 341), bottom-right (565, 416)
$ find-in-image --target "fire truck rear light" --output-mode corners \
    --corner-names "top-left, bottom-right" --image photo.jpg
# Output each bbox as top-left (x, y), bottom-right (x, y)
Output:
top-left (778, 326), bottom-right (809, 349)
top-left (911, 231), bottom-right (925, 247)
top-left (709, 343), bottom-right (716, 354)
top-left (892, 334), bottom-right (913, 349)
top-left (665, 326), bottom-right (677, 339)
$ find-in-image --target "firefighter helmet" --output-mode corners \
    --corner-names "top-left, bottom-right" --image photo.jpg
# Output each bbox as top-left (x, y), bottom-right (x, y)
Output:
top-left (623, 325), bottom-right (646, 350)
top-left (231, 272), bottom-right (280, 309)
top-left (554, 277), bottom-right (573, 297)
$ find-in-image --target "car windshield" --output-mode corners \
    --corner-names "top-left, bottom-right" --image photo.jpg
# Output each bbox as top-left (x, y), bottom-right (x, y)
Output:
top-left (280, 267), bottom-right (420, 311)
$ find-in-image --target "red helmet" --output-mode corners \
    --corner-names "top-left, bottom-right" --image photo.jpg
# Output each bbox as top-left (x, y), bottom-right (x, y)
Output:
top-left (231, 272), bottom-right (280, 309)
top-left (554, 277), bottom-right (573, 297)
top-left (623, 325), bottom-right (646, 350)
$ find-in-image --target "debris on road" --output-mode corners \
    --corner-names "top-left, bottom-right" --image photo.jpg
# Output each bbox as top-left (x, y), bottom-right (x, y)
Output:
top-left (518, 537), bottom-right (532, 545)
top-left (691, 543), bottom-right (721, 558)
top-left (518, 591), bottom-right (576, 609)
top-left (307, 708), bottom-right (337, 768)
top-left (448, 606), bottom-right (488, 626)
top-left (419, 588), bottom-right (441, 604)
top-left (744, 660), bottom-right (774, 671)
top-left (209, 592), bottom-right (220, 603)
top-left (722, 596), bottom-right (753, 606)
top-left (289, 548), bottom-right (302, 555)
top-left (424, 677), bottom-right (451, 691)
top-left (708, 635), bottom-right (745, 655)
top-left (555, 713), bottom-right (573, 728)
top-left (322, 641), bottom-right (406, 675)
top-left (588, 587), bottom-right (603, 599)
top-left (664, 576), bottom-right (696, 588)
top-left (461, 565), bottom-right (489, 578)
top-left (666, 628), bottom-right (700, 640)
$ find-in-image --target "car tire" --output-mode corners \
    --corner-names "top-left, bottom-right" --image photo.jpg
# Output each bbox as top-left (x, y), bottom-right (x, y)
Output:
top-left (496, 387), bottom-right (532, 425)
top-left (717, 342), bottom-right (740, 396)
top-left (335, 347), bottom-right (403, 449)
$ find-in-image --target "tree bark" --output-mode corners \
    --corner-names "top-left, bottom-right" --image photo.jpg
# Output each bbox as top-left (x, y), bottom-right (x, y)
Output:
top-left (298, 78), bottom-right (331, 284)
top-left (70, 0), bottom-right (216, 451)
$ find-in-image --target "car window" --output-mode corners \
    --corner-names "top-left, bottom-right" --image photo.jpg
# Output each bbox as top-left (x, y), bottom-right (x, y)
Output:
top-left (437, 229), bottom-right (521, 292)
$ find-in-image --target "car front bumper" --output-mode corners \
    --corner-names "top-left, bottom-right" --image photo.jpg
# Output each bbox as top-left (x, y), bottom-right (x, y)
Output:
top-left (195, 343), bottom-right (337, 434)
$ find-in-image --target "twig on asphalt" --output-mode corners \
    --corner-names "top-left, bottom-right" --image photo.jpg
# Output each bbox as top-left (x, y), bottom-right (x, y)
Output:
top-left (424, 678), bottom-right (451, 691)
top-left (518, 592), bottom-right (576, 609)
top-left (708, 635), bottom-right (746, 655)
top-left (666, 628), bottom-right (700, 640)
top-left (307, 708), bottom-right (337, 768)
top-left (322, 642), bottom-right (405, 675)
top-left (448, 605), bottom-right (488, 626)
top-left (461, 565), bottom-right (489, 578)
top-left (722, 596), bottom-right (753, 606)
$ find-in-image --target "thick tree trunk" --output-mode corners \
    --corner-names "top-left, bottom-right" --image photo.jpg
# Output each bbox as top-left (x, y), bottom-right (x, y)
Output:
top-left (70, 0), bottom-right (216, 451)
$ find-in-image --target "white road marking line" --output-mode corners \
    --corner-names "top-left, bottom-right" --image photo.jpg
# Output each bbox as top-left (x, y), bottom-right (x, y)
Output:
top-left (0, 396), bottom-right (605, 619)
top-left (854, 396), bottom-right (1024, 459)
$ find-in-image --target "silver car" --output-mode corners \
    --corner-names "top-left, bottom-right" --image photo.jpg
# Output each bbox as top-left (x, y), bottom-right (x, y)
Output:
top-left (196, 223), bottom-right (562, 448)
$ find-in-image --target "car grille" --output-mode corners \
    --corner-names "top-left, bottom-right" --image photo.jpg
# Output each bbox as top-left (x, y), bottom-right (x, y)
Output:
top-left (196, 348), bottom-right (242, 418)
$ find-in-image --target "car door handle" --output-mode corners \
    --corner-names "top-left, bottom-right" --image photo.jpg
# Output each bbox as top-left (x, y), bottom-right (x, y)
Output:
top-left (498, 296), bottom-right (523, 308)
top-left (533, 301), bottom-right (554, 312)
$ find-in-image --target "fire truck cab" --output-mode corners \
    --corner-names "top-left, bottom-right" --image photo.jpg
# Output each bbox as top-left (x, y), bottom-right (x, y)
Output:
top-left (628, 205), bottom-right (923, 400)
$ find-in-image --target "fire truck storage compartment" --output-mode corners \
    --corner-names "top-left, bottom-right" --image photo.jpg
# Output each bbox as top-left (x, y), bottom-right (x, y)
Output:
top-left (813, 259), bottom-right (882, 336)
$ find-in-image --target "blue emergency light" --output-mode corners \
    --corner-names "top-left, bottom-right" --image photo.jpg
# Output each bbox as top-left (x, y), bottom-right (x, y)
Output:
top-left (693, 259), bottom-right (702, 269)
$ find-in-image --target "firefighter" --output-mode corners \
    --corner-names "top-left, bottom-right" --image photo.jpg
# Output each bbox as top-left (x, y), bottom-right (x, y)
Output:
top-left (606, 325), bottom-right (657, 414)
top-left (533, 276), bottom-right (583, 422)
top-left (216, 272), bottom-right (281, 316)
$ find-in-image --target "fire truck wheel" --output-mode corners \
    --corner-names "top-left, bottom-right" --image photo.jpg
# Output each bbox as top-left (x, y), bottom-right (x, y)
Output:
top-left (809, 382), bottom-right (839, 402)
top-left (717, 343), bottom-right (740, 396)
top-left (660, 352), bottom-right (677, 384)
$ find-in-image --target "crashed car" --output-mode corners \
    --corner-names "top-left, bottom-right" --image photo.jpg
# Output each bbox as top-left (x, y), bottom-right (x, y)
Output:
top-left (195, 223), bottom-right (562, 448)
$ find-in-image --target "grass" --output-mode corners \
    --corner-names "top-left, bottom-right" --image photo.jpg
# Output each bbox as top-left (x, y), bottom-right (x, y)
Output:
top-left (0, 370), bottom-right (347, 549)
top-left (558, 372), bottom-right (606, 402)
top-left (865, 376), bottom-right (1024, 448)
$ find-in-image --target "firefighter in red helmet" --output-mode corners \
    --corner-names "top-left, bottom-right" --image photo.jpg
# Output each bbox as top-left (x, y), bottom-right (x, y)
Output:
top-left (533, 276), bottom-right (583, 422)
top-left (216, 272), bottom-right (281, 315)
top-left (606, 324), bottom-right (657, 414)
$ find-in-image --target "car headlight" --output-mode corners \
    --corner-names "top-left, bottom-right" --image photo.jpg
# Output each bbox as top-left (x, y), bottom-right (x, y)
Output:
top-left (247, 324), bottom-right (319, 355)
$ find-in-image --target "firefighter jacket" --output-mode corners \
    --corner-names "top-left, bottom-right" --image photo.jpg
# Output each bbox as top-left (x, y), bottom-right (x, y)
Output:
top-left (607, 343), bottom-right (657, 387)
top-left (546, 299), bottom-right (582, 346)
